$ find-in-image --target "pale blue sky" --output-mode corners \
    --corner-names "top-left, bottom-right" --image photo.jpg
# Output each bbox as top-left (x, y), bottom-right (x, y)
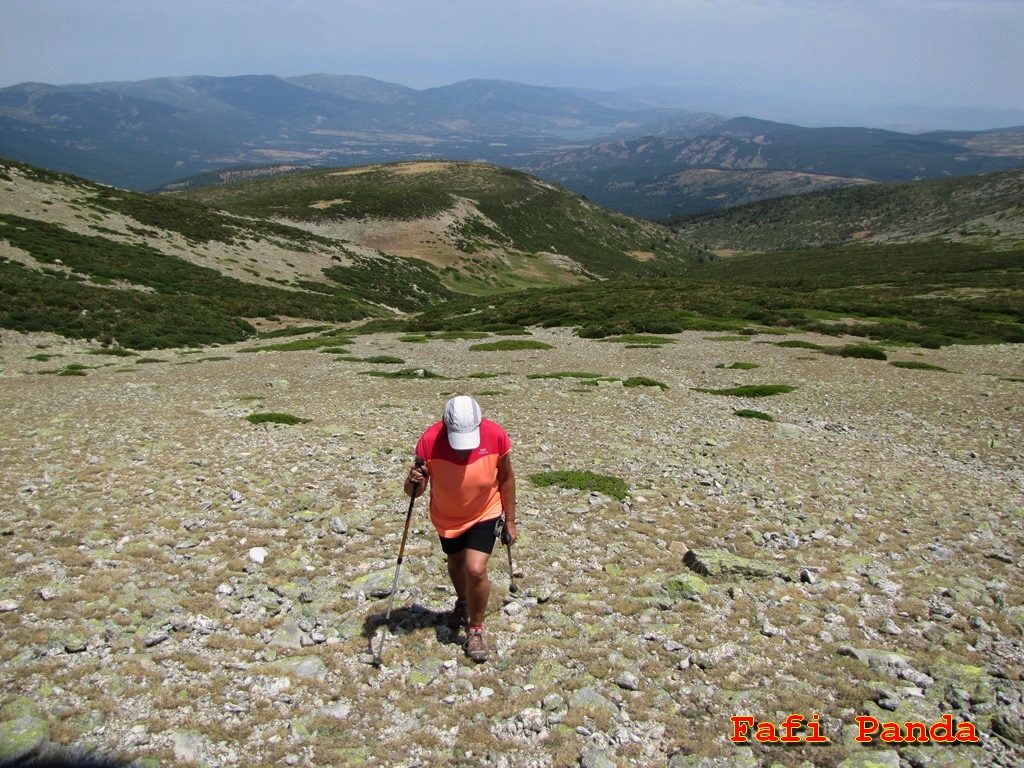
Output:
top-left (2, 0), bottom-right (1022, 111)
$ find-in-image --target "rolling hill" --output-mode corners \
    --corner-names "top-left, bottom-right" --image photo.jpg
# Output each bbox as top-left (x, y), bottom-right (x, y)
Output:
top-left (3, 155), bottom-right (1022, 352)
top-left (0, 158), bottom-right (705, 349)
top-left (408, 169), bottom-right (1024, 346)
top-left (667, 167), bottom-right (1024, 253)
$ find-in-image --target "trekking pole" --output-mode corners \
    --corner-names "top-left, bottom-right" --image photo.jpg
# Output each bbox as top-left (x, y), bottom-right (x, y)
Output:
top-left (501, 518), bottom-right (518, 593)
top-left (373, 458), bottom-right (424, 667)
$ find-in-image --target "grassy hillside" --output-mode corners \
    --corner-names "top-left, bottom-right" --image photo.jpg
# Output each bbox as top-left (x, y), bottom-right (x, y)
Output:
top-left (669, 168), bottom-right (1024, 253)
top-left (0, 161), bottom-right (453, 348)
top-left (0, 159), bottom-right (703, 348)
top-left (4, 157), bottom-right (1023, 351)
top-left (177, 161), bottom-right (709, 284)
top-left (410, 241), bottom-right (1024, 347)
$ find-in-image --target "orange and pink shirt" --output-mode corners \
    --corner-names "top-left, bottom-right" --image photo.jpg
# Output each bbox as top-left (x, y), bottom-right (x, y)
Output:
top-left (415, 419), bottom-right (511, 537)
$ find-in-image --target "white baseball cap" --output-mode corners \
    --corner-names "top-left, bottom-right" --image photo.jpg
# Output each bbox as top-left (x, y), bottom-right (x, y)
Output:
top-left (443, 396), bottom-right (482, 450)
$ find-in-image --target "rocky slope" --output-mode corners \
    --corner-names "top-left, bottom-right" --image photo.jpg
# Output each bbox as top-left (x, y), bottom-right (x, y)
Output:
top-left (1, 327), bottom-right (1022, 768)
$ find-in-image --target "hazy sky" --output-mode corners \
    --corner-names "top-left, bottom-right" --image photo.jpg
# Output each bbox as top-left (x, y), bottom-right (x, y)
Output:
top-left (2, 0), bottom-right (1022, 111)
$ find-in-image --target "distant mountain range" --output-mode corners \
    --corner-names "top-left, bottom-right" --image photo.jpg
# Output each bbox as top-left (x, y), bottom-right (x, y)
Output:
top-left (0, 74), bottom-right (710, 191)
top-left (530, 118), bottom-right (1024, 219)
top-left (2, 74), bottom-right (1023, 220)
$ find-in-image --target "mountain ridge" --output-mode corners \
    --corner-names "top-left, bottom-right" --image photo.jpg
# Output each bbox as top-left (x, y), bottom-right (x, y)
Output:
top-left (1, 74), bottom-right (699, 191)
top-left (4, 73), bottom-right (1024, 221)
top-left (527, 119), bottom-right (1024, 219)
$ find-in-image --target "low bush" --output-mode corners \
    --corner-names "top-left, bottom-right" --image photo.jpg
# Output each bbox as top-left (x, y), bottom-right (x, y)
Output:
top-left (87, 347), bottom-right (136, 357)
top-left (839, 344), bottom-right (888, 360)
top-left (530, 470), bottom-right (628, 501)
top-left (598, 334), bottom-right (676, 346)
top-left (716, 362), bottom-right (760, 370)
top-left (890, 360), bottom-right (949, 371)
top-left (775, 340), bottom-right (827, 350)
top-left (240, 338), bottom-right (327, 353)
top-left (491, 328), bottom-right (531, 336)
top-left (245, 413), bottom-right (310, 425)
top-left (694, 384), bottom-right (797, 397)
top-left (735, 409), bottom-right (775, 421)
top-left (360, 368), bottom-right (445, 379)
top-left (469, 340), bottom-right (554, 351)
top-left (527, 372), bottom-right (603, 380)
top-left (623, 377), bottom-right (669, 390)
top-left (257, 325), bottom-right (334, 339)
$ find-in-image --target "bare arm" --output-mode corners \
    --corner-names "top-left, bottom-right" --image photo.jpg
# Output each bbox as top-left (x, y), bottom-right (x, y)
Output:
top-left (404, 458), bottom-right (428, 498)
top-left (497, 452), bottom-right (517, 545)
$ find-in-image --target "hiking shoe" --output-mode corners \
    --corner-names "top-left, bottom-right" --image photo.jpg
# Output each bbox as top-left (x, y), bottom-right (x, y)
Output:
top-left (448, 599), bottom-right (468, 630)
top-left (465, 626), bottom-right (489, 663)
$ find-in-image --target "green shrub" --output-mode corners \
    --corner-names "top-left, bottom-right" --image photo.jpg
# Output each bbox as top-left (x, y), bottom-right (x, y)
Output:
top-left (890, 360), bottom-right (949, 371)
top-left (245, 412), bottom-right (310, 425)
top-left (919, 336), bottom-right (950, 349)
top-left (527, 371), bottom-right (603, 380)
top-left (491, 328), bottom-right (531, 336)
top-left (87, 347), bottom-right (136, 357)
top-left (360, 368), bottom-right (445, 379)
top-left (435, 331), bottom-right (492, 340)
top-left (53, 364), bottom-right (89, 377)
top-left (469, 340), bottom-right (554, 351)
top-left (694, 384), bottom-right (797, 397)
top-left (735, 409), bottom-right (775, 421)
top-left (258, 325), bottom-right (333, 339)
top-left (530, 470), bottom-right (628, 501)
top-left (623, 376), bottom-right (669, 390)
top-left (775, 340), bottom-right (826, 350)
top-left (716, 362), bottom-right (759, 370)
top-left (839, 344), bottom-right (888, 360)
top-left (240, 338), bottom-right (327, 353)
top-left (360, 355), bottom-right (406, 364)
top-left (598, 334), bottom-right (675, 345)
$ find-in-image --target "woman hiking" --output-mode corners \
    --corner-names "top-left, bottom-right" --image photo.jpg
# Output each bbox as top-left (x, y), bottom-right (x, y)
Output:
top-left (404, 395), bottom-right (517, 662)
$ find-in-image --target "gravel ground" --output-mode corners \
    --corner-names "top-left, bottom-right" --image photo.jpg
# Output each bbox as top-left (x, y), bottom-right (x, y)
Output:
top-left (1, 326), bottom-right (1022, 768)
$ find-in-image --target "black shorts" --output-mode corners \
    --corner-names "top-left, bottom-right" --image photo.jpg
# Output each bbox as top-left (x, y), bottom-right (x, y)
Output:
top-left (439, 516), bottom-right (502, 555)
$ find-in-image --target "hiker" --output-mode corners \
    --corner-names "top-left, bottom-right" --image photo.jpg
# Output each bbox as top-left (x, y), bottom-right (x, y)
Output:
top-left (404, 395), bottom-right (517, 662)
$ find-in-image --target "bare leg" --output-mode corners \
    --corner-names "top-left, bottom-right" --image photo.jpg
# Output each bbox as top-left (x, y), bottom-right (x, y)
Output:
top-left (447, 550), bottom-right (468, 602)
top-left (463, 549), bottom-right (491, 626)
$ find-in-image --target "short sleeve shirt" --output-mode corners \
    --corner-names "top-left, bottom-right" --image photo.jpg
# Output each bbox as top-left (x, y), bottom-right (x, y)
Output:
top-left (415, 419), bottom-right (512, 538)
